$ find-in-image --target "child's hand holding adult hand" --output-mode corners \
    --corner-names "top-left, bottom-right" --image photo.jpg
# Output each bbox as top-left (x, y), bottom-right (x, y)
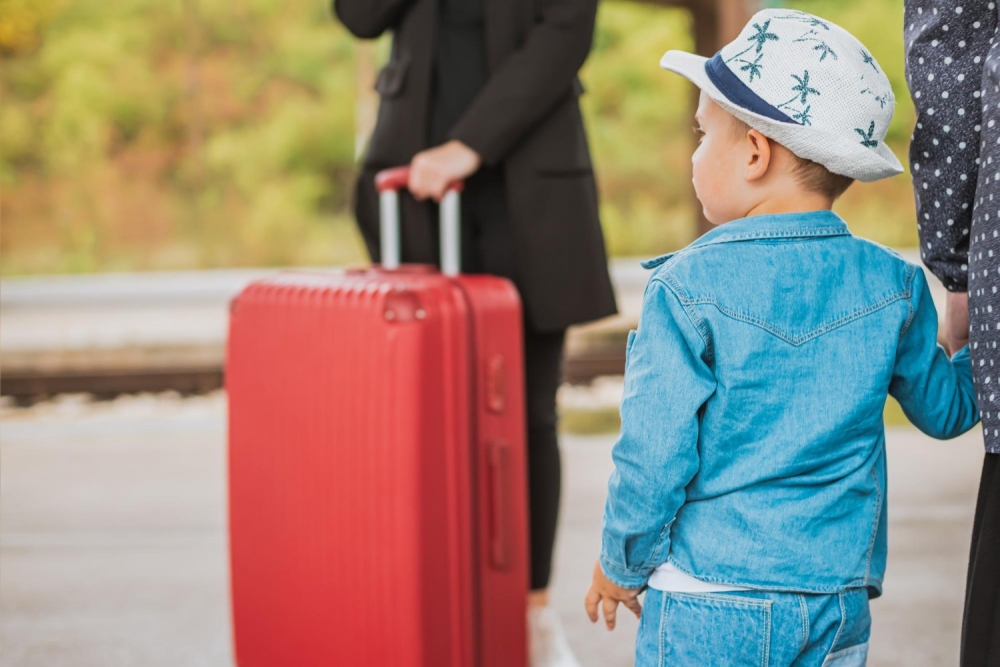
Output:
top-left (584, 560), bottom-right (642, 631)
top-left (945, 291), bottom-right (970, 354)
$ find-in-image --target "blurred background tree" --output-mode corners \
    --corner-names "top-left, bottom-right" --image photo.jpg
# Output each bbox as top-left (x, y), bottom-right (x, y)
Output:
top-left (0, 0), bottom-right (915, 275)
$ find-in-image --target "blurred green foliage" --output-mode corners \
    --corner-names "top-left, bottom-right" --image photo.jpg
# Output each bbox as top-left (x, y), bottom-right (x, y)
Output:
top-left (1, 0), bottom-right (916, 275)
top-left (1, 0), bottom-right (364, 273)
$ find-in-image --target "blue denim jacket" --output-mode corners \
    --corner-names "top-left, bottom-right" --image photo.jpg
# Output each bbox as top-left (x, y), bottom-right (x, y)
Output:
top-left (599, 210), bottom-right (979, 596)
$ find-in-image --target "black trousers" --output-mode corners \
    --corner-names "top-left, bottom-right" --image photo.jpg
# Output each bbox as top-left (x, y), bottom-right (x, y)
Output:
top-left (962, 453), bottom-right (1000, 666)
top-left (451, 165), bottom-right (565, 591)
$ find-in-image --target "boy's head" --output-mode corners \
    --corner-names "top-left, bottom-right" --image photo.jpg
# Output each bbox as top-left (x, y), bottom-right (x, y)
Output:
top-left (662, 10), bottom-right (903, 225)
top-left (692, 93), bottom-right (856, 224)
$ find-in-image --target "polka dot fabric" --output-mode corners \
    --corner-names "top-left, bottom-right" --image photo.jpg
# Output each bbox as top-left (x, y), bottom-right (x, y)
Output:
top-left (906, 0), bottom-right (1000, 450)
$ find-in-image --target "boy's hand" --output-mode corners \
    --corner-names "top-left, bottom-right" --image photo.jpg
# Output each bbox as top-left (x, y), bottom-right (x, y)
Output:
top-left (944, 291), bottom-right (970, 354)
top-left (584, 561), bottom-right (642, 630)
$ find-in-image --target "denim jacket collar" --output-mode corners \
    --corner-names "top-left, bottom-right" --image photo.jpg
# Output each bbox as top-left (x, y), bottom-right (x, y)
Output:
top-left (641, 210), bottom-right (851, 270)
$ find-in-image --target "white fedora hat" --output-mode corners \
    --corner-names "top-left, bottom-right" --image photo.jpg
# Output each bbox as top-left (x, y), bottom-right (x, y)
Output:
top-left (660, 9), bottom-right (903, 183)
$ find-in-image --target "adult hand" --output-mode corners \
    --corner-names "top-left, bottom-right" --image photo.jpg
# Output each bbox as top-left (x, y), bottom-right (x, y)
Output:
top-left (945, 291), bottom-right (970, 354)
top-left (584, 560), bottom-right (642, 631)
top-left (408, 140), bottom-right (481, 202)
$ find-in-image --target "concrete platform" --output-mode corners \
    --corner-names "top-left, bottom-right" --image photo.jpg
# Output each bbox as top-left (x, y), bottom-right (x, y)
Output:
top-left (0, 394), bottom-right (984, 666)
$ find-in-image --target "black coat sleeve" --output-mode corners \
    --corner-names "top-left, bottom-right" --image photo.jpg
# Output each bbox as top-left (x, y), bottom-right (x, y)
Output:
top-left (448, 0), bottom-right (598, 165)
top-left (904, 0), bottom-right (997, 292)
top-left (333, 0), bottom-right (416, 39)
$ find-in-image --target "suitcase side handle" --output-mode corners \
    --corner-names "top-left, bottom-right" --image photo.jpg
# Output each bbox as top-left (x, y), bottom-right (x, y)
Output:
top-left (374, 167), bottom-right (464, 276)
top-left (487, 439), bottom-right (512, 571)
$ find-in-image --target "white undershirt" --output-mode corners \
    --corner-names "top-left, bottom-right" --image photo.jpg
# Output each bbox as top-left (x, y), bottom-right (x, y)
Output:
top-left (647, 561), bottom-right (749, 593)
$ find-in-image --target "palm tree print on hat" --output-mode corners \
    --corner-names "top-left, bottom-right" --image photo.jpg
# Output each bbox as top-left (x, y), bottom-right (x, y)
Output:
top-left (778, 71), bottom-right (820, 109)
top-left (794, 31), bottom-right (838, 62)
top-left (860, 49), bottom-right (879, 73)
top-left (860, 88), bottom-right (891, 110)
top-left (726, 20), bottom-right (780, 62)
top-left (855, 121), bottom-right (879, 148)
top-left (735, 53), bottom-right (764, 82)
top-left (792, 105), bottom-right (813, 125)
top-left (777, 13), bottom-right (830, 31)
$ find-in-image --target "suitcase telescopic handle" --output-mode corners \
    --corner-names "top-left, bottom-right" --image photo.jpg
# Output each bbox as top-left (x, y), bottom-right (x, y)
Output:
top-left (374, 167), bottom-right (465, 276)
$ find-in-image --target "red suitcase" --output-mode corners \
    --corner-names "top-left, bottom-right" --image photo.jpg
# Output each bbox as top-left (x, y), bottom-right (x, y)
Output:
top-left (227, 167), bottom-right (530, 666)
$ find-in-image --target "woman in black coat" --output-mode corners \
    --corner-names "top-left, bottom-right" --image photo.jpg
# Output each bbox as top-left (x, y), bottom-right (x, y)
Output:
top-left (905, 2), bottom-right (1000, 665)
top-left (334, 1), bottom-right (617, 664)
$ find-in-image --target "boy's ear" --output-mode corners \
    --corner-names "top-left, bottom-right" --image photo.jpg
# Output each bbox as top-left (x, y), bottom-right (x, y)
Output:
top-left (745, 129), bottom-right (772, 183)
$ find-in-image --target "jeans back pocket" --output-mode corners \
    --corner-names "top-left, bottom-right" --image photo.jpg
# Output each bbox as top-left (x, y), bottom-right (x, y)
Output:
top-left (657, 592), bottom-right (771, 667)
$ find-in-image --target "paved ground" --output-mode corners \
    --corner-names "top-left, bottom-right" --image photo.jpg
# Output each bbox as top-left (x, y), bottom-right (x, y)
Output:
top-left (0, 393), bottom-right (985, 666)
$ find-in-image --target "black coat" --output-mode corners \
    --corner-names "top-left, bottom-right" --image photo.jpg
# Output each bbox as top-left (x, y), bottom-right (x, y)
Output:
top-left (334, 0), bottom-right (618, 331)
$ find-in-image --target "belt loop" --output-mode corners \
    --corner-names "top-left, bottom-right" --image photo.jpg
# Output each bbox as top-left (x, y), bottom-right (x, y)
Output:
top-left (797, 595), bottom-right (810, 655)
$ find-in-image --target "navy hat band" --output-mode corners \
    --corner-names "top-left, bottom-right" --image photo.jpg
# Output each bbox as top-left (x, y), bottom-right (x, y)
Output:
top-left (704, 53), bottom-right (799, 125)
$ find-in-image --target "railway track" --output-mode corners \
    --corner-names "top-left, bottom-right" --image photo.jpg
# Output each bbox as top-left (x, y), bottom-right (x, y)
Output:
top-left (1, 253), bottom-right (938, 404)
top-left (1, 346), bottom-right (626, 403)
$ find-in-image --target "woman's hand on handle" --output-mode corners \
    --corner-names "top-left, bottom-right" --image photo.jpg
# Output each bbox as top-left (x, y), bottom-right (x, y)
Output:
top-left (409, 140), bottom-right (481, 202)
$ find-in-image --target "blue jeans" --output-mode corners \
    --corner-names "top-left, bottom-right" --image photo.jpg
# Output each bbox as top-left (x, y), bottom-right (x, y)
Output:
top-left (636, 588), bottom-right (871, 666)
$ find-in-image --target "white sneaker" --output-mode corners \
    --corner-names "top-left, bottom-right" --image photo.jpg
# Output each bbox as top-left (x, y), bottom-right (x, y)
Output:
top-left (528, 605), bottom-right (583, 667)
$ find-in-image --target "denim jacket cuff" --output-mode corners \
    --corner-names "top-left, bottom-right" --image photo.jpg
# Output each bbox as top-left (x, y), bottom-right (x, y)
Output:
top-left (952, 344), bottom-right (971, 362)
top-left (599, 554), bottom-right (652, 590)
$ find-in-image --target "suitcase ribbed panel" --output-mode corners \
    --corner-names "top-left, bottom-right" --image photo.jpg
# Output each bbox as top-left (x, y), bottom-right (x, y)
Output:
top-left (228, 271), bottom-right (474, 666)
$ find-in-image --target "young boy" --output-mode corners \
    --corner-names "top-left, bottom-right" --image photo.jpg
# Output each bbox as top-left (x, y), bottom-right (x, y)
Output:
top-left (584, 9), bottom-right (979, 666)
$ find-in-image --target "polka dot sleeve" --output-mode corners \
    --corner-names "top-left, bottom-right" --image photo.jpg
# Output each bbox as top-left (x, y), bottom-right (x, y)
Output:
top-left (904, 0), bottom-right (997, 292)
